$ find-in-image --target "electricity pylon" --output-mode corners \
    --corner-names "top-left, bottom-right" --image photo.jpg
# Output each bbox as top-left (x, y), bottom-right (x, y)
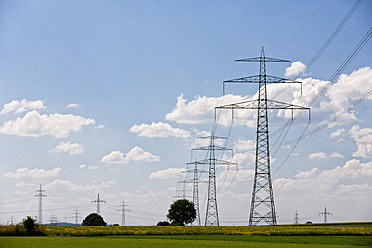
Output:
top-left (319, 207), bottom-right (332, 223)
top-left (91, 193), bottom-right (106, 215)
top-left (192, 134), bottom-right (236, 226)
top-left (217, 47), bottom-right (310, 226)
top-left (71, 209), bottom-right (82, 225)
top-left (118, 200), bottom-right (130, 226)
top-left (182, 160), bottom-right (208, 226)
top-left (293, 210), bottom-right (300, 224)
top-left (34, 185), bottom-right (47, 224)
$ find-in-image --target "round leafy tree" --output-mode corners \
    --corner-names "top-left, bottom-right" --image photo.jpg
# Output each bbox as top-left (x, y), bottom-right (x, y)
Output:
top-left (166, 199), bottom-right (196, 226)
top-left (23, 216), bottom-right (36, 232)
top-left (82, 213), bottom-right (107, 226)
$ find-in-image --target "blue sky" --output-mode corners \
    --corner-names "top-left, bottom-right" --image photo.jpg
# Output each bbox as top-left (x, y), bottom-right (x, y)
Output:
top-left (0, 0), bottom-right (371, 225)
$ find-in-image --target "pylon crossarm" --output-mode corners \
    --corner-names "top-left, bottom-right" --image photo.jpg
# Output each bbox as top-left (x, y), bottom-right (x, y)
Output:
top-left (193, 146), bottom-right (232, 151)
top-left (216, 99), bottom-right (309, 110)
top-left (235, 57), bottom-right (290, 63)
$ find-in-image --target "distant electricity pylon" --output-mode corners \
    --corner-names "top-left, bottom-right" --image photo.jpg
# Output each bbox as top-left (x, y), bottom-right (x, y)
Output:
top-left (71, 209), bottom-right (82, 225)
top-left (34, 185), bottom-right (47, 224)
top-left (8, 216), bottom-right (15, 226)
top-left (47, 214), bottom-right (58, 224)
top-left (293, 210), bottom-right (300, 224)
top-left (319, 207), bottom-right (332, 223)
top-left (217, 47), bottom-right (310, 226)
top-left (182, 160), bottom-right (208, 226)
top-left (192, 134), bottom-right (236, 226)
top-left (91, 193), bottom-right (106, 215)
top-left (118, 200), bottom-right (130, 226)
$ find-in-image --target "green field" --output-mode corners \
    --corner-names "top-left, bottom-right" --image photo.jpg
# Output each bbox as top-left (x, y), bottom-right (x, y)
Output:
top-left (1, 235), bottom-right (372, 248)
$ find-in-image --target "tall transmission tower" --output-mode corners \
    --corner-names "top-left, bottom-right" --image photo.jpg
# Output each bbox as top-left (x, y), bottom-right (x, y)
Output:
top-left (217, 47), bottom-right (310, 226)
top-left (319, 207), bottom-right (332, 223)
top-left (8, 216), bottom-right (15, 226)
top-left (34, 185), bottom-right (47, 224)
top-left (182, 160), bottom-right (208, 226)
top-left (71, 209), bottom-right (82, 225)
top-left (118, 200), bottom-right (130, 226)
top-left (91, 193), bottom-right (106, 215)
top-left (293, 210), bottom-right (300, 224)
top-left (192, 134), bottom-right (236, 226)
top-left (47, 215), bottom-right (58, 224)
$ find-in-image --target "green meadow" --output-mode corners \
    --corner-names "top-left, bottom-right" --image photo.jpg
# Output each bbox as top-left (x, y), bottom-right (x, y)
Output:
top-left (1, 235), bottom-right (372, 248)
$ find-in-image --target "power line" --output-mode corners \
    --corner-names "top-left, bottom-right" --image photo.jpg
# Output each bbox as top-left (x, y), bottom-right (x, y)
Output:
top-left (295, 0), bottom-right (364, 78)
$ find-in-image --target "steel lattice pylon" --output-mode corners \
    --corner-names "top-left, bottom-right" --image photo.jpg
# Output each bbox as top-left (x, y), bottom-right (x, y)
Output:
top-left (217, 47), bottom-right (310, 225)
top-left (34, 185), bottom-right (47, 224)
top-left (192, 134), bottom-right (236, 226)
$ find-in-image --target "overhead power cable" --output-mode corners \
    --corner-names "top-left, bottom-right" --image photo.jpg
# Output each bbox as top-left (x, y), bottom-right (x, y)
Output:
top-left (273, 27), bottom-right (372, 137)
top-left (295, 0), bottom-right (363, 78)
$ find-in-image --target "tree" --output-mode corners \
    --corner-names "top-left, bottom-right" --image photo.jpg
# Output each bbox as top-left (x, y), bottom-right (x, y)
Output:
top-left (156, 221), bottom-right (170, 226)
top-left (167, 199), bottom-right (196, 226)
top-left (82, 213), bottom-right (107, 226)
top-left (23, 216), bottom-right (36, 232)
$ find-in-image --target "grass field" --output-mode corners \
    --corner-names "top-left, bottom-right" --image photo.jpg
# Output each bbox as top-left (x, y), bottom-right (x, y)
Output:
top-left (1, 235), bottom-right (372, 248)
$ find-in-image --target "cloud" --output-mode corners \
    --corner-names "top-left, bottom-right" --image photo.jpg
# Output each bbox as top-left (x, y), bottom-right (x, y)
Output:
top-left (101, 146), bottom-right (160, 164)
top-left (65, 103), bottom-right (79, 109)
top-left (0, 110), bottom-right (95, 138)
top-left (165, 67), bottom-right (371, 128)
top-left (80, 164), bottom-right (87, 168)
top-left (349, 125), bottom-right (372, 158)
top-left (330, 128), bottom-right (345, 138)
top-left (274, 159), bottom-right (372, 193)
top-left (165, 94), bottom-right (250, 125)
top-left (308, 152), bottom-right (328, 160)
top-left (4, 167), bottom-right (62, 179)
top-left (149, 168), bottom-right (183, 179)
top-left (51, 141), bottom-right (85, 155)
top-left (284, 61), bottom-right (306, 77)
top-left (0, 99), bottom-right (45, 114)
top-left (94, 125), bottom-right (105, 129)
top-left (130, 122), bottom-right (190, 138)
top-left (330, 152), bottom-right (344, 158)
top-left (324, 67), bottom-right (372, 112)
top-left (295, 168), bottom-right (319, 179)
top-left (45, 179), bottom-right (114, 191)
top-left (233, 139), bottom-right (255, 152)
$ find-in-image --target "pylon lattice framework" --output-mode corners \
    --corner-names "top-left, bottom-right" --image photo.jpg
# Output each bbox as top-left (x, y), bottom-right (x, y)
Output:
top-left (192, 134), bottom-right (237, 226)
top-left (34, 185), bottom-right (47, 224)
top-left (217, 47), bottom-right (310, 225)
top-left (181, 160), bottom-right (208, 226)
top-left (91, 193), bottom-right (106, 215)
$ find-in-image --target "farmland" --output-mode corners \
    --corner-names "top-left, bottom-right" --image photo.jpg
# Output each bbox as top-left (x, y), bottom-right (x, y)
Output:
top-left (1, 223), bottom-right (371, 247)
top-left (1, 235), bottom-right (372, 248)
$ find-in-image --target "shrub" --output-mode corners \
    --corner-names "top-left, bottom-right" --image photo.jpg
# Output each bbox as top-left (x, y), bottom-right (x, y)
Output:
top-left (156, 221), bottom-right (170, 226)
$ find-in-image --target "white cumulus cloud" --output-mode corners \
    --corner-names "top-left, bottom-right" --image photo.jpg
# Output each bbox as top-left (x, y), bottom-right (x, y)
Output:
top-left (130, 122), bottom-right (190, 138)
top-left (65, 103), bottom-right (79, 109)
top-left (0, 99), bottom-right (45, 115)
top-left (284, 61), bottom-right (306, 77)
top-left (51, 142), bottom-right (85, 155)
top-left (0, 110), bottom-right (95, 138)
top-left (149, 168), bottom-right (183, 179)
top-left (349, 125), bottom-right (372, 158)
top-left (3, 167), bottom-right (62, 179)
top-left (165, 94), bottom-right (250, 126)
top-left (101, 146), bottom-right (160, 164)
top-left (45, 179), bottom-right (114, 191)
top-left (308, 152), bottom-right (328, 160)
